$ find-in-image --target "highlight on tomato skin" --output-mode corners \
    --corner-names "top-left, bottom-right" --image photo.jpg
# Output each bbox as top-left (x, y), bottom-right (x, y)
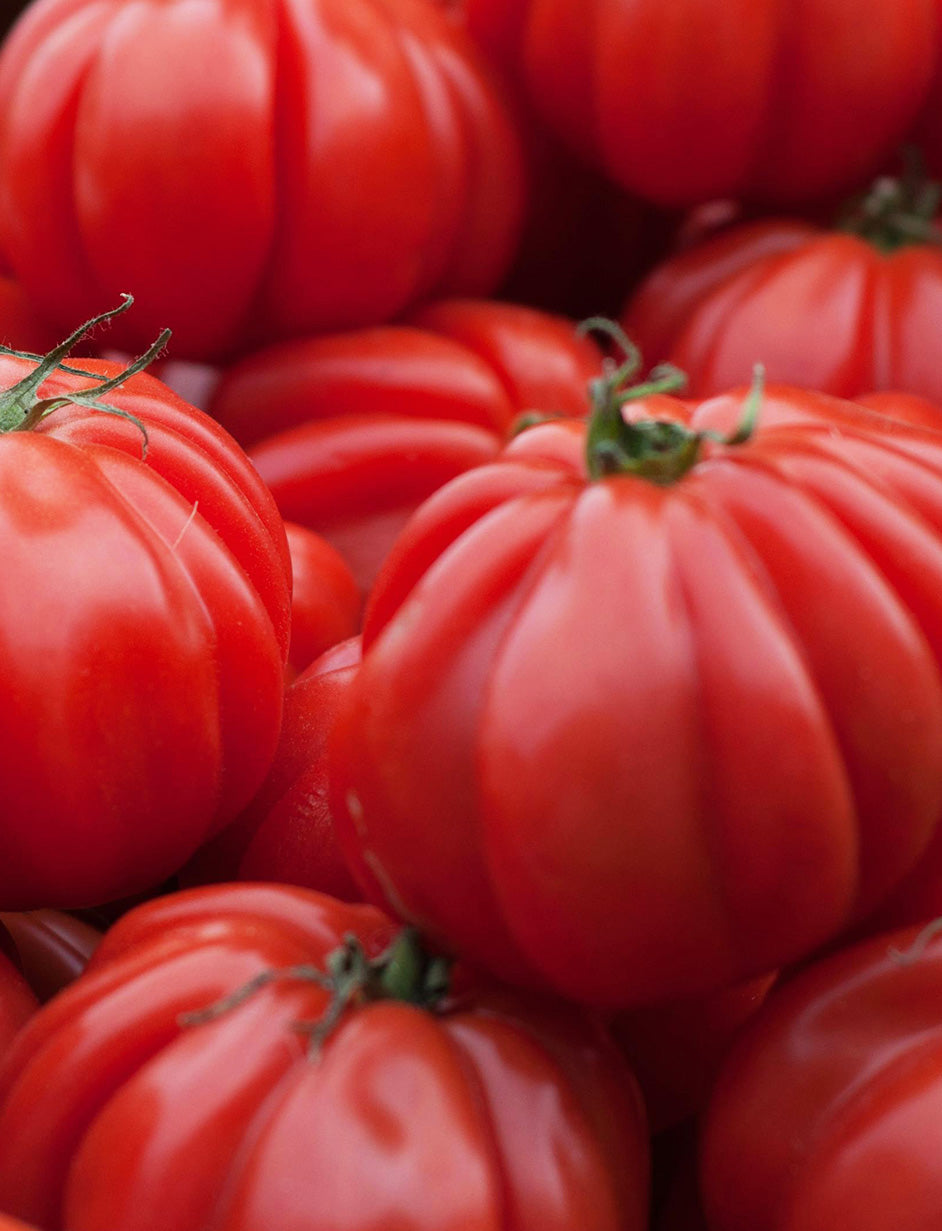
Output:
top-left (0, 883), bottom-right (651, 1231)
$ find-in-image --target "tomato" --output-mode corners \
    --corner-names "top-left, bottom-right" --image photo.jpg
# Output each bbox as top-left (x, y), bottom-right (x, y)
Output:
top-left (210, 298), bottom-right (602, 591)
top-left (0, 274), bottom-right (59, 354)
top-left (330, 362), bottom-right (942, 1006)
top-left (283, 523), bottom-right (361, 681)
top-left (458, 0), bottom-right (936, 207)
top-left (0, 883), bottom-right (650, 1230)
top-left (0, 307), bottom-right (290, 909)
top-left (0, 0), bottom-right (525, 360)
top-left (182, 639), bottom-right (363, 902)
top-left (0, 912), bottom-right (100, 1002)
top-left (0, 947), bottom-right (36, 1059)
top-left (701, 919), bottom-right (942, 1231)
top-left (623, 174), bottom-right (942, 405)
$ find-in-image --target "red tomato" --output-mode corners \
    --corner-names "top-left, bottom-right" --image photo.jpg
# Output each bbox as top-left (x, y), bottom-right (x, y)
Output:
top-left (330, 373), bottom-right (942, 1006)
top-left (0, 274), bottom-right (59, 353)
top-left (0, 0), bottom-right (525, 360)
top-left (283, 523), bottom-right (361, 681)
top-left (0, 1217), bottom-right (41, 1231)
top-left (701, 919), bottom-right (942, 1231)
top-left (0, 912), bottom-right (100, 1003)
top-left (182, 639), bottom-right (363, 901)
top-left (0, 883), bottom-right (650, 1230)
top-left (623, 176), bottom-right (942, 405)
top-left (210, 298), bottom-right (603, 591)
top-left (0, 314), bottom-right (290, 909)
top-left (0, 947), bottom-right (36, 1059)
top-left (459, 0), bottom-right (936, 207)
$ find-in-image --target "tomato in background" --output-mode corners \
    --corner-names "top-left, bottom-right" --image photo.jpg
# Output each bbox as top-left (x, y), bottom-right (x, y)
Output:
top-left (0, 0), bottom-right (525, 360)
top-left (282, 523), bottom-right (361, 682)
top-left (457, 0), bottom-right (936, 208)
top-left (182, 639), bottom-right (362, 901)
top-left (210, 298), bottom-right (602, 592)
top-left (331, 371), bottom-right (942, 1007)
top-left (0, 884), bottom-right (650, 1231)
top-left (0, 308), bottom-right (290, 909)
top-left (0, 947), bottom-right (36, 1060)
top-left (701, 920), bottom-right (942, 1231)
top-left (623, 173), bottom-right (942, 407)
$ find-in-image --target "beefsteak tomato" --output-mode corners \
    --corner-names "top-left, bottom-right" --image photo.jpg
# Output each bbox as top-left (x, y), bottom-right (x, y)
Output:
top-left (0, 0), bottom-right (525, 359)
top-left (210, 298), bottom-right (602, 591)
top-left (701, 919), bottom-right (942, 1231)
top-left (457, 0), bottom-right (936, 207)
top-left (0, 883), bottom-right (650, 1231)
top-left (0, 303), bottom-right (290, 908)
top-left (623, 173), bottom-right (942, 405)
top-left (330, 356), bottom-right (942, 1005)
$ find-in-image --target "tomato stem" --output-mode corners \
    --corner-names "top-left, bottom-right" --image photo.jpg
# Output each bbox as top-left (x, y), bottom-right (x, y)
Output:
top-left (0, 295), bottom-right (171, 457)
top-left (579, 319), bottom-right (761, 483)
top-left (179, 928), bottom-right (451, 1057)
top-left (839, 154), bottom-right (942, 253)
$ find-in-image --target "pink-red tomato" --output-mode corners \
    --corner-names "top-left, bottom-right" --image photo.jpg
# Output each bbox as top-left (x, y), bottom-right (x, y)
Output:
top-left (458, 0), bottom-right (937, 208)
top-left (210, 298), bottom-right (602, 591)
top-left (0, 347), bottom-right (290, 909)
top-left (182, 639), bottom-right (363, 901)
top-left (0, 883), bottom-right (650, 1231)
top-left (701, 920), bottom-right (942, 1231)
top-left (0, 0), bottom-right (525, 359)
top-left (330, 383), bottom-right (942, 1006)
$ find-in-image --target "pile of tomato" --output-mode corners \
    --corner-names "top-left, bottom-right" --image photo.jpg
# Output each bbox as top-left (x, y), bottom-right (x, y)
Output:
top-left (4, 1), bottom-right (942, 1228)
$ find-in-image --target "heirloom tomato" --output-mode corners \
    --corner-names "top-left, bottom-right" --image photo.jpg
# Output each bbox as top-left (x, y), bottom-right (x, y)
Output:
top-left (282, 522), bottom-right (361, 681)
top-left (623, 172), bottom-right (942, 406)
top-left (457, 0), bottom-right (936, 207)
top-left (0, 0), bottom-right (524, 359)
top-left (211, 298), bottom-right (602, 591)
top-left (0, 302), bottom-right (290, 909)
top-left (331, 349), bottom-right (942, 1006)
top-left (701, 919), bottom-right (942, 1231)
top-left (0, 883), bottom-right (649, 1231)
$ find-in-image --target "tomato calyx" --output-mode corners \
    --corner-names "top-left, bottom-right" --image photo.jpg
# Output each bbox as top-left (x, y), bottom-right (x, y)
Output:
top-left (839, 161), bottom-right (942, 253)
top-left (0, 294), bottom-right (170, 457)
top-left (580, 319), bottom-right (761, 483)
top-left (180, 927), bottom-right (452, 1055)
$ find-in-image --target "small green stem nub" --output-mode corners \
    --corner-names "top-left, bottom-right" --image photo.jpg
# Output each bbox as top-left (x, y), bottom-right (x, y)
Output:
top-left (839, 153), bottom-right (942, 253)
top-left (0, 294), bottom-right (171, 458)
top-left (179, 928), bottom-right (452, 1058)
top-left (578, 319), bottom-right (760, 484)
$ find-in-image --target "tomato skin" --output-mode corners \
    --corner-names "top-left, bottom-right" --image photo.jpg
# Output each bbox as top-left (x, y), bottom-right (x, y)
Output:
top-left (0, 355), bottom-right (290, 910)
top-left (182, 639), bottom-right (362, 901)
top-left (210, 299), bottom-right (602, 591)
top-left (0, 884), bottom-right (649, 1231)
top-left (331, 389), bottom-right (942, 1006)
top-left (0, 947), bottom-right (37, 1060)
top-left (701, 921), bottom-right (942, 1231)
top-left (461, 0), bottom-right (936, 207)
top-left (283, 523), bottom-right (361, 681)
top-left (623, 217), bottom-right (942, 407)
top-left (0, 0), bottom-right (525, 360)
